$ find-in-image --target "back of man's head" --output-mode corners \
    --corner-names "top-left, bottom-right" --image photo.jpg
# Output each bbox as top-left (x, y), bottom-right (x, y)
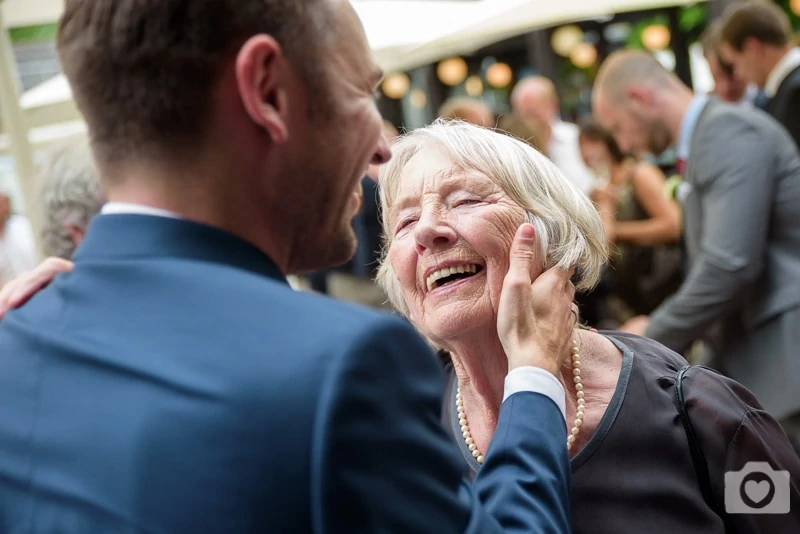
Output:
top-left (57, 0), bottom-right (326, 168)
top-left (719, 0), bottom-right (792, 51)
top-left (594, 50), bottom-right (677, 105)
top-left (700, 18), bottom-right (724, 59)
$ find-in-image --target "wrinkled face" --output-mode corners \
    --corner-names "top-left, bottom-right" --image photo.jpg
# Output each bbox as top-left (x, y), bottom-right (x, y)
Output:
top-left (593, 92), bottom-right (672, 158)
top-left (706, 52), bottom-right (748, 103)
top-left (718, 40), bottom-right (765, 88)
top-left (386, 146), bottom-right (527, 345)
top-left (287, 0), bottom-right (390, 272)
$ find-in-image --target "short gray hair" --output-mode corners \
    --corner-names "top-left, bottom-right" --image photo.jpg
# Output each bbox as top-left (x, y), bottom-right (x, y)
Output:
top-left (39, 137), bottom-right (103, 259)
top-left (376, 119), bottom-right (608, 315)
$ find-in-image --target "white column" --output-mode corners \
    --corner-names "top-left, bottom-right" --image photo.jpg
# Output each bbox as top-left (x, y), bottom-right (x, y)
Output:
top-left (0, 0), bottom-right (42, 258)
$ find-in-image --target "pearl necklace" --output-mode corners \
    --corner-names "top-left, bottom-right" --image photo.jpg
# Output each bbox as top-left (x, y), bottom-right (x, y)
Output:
top-left (456, 338), bottom-right (585, 464)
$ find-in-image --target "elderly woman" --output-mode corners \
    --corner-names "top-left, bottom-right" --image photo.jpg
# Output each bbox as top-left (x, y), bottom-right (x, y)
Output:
top-left (376, 120), bottom-right (800, 533)
top-left (5, 121), bottom-right (800, 532)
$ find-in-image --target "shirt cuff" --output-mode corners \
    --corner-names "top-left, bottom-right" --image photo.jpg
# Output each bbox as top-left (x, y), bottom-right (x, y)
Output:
top-left (503, 367), bottom-right (567, 423)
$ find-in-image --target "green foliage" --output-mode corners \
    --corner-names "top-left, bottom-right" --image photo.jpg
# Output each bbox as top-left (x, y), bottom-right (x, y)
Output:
top-left (8, 24), bottom-right (57, 44)
top-left (774, 0), bottom-right (800, 30)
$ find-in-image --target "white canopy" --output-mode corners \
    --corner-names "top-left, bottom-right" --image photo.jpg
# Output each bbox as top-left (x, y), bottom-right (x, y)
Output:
top-left (1, 0), bottom-right (62, 29)
top-left (357, 0), bottom-right (707, 73)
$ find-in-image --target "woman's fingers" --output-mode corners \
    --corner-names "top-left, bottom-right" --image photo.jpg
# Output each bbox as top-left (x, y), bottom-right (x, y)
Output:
top-left (0, 258), bottom-right (74, 320)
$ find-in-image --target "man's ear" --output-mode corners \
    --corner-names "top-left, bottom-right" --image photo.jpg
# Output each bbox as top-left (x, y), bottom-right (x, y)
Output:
top-left (742, 36), bottom-right (762, 55)
top-left (235, 35), bottom-right (290, 144)
top-left (624, 84), bottom-right (654, 112)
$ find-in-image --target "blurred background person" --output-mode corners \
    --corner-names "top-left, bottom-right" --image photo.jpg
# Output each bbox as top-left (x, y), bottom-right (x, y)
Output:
top-left (719, 0), bottom-right (800, 146)
top-left (579, 117), bottom-right (683, 326)
top-left (0, 181), bottom-right (37, 287)
top-left (700, 18), bottom-right (757, 105)
top-left (39, 137), bottom-right (104, 260)
top-left (496, 112), bottom-right (550, 155)
top-left (438, 97), bottom-right (495, 127)
top-left (511, 76), bottom-right (595, 194)
top-left (594, 49), bottom-right (800, 449)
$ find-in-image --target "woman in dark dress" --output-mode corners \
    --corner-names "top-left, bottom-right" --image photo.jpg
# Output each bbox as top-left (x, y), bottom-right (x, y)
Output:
top-left (377, 120), bottom-right (800, 533)
top-left (578, 117), bottom-right (684, 324)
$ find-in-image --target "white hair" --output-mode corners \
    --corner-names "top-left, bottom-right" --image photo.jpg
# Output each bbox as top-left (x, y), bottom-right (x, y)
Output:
top-left (376, 119), bottom-right (608, 316)
top-left (38, 137), bottom-right (104, 259)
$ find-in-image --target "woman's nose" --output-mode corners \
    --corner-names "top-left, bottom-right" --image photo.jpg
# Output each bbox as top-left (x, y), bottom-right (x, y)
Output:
top-left (414, 208), bottom-right (457, 254)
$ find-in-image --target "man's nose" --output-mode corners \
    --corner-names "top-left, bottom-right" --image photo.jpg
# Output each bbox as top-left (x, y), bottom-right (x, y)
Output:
top-left (372, 134), bottom-right (392, 166)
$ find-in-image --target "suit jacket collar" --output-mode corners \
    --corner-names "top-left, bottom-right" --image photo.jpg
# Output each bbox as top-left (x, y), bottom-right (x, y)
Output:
top-left (73, 214), bottom-right (288, 284)
top-left (676, 93), bottom-right (710, 162)
top-left (765, 48), bottom-right (800, 98)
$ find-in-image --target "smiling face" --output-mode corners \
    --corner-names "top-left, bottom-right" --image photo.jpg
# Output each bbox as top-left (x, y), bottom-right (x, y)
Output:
top-left (285, 0), bottom-right (390, 272)
top-left (385, 146), bottom-right (527, 345)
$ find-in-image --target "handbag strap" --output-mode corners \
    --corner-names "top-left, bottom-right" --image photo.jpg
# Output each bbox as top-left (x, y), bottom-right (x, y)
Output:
top-left (674, 364), bottom-right (734, 529)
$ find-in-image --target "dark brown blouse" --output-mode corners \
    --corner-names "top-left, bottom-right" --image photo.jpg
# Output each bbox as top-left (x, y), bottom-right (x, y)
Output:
top-left (443, 333), bottom-right (800, 533)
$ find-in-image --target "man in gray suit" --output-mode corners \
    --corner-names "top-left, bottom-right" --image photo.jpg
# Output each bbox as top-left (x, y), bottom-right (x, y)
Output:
top-left (593, 50), bottom-right (800, 444)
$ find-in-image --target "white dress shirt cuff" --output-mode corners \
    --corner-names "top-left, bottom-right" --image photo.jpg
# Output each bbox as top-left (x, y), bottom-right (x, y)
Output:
top-left (503, 366), bottom-right (566, 423)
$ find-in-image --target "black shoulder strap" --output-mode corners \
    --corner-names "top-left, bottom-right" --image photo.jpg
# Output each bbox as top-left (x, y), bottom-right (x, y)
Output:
top-left (674, 365), bottom-right (732, 527)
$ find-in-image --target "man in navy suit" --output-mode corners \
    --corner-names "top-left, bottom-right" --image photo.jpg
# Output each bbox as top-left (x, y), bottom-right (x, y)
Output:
top-left (0, 0), bottom-right (576, 532)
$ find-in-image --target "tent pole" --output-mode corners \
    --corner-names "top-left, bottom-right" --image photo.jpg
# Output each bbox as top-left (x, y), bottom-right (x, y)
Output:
top-left (0, 0), bottom-right (42, 259)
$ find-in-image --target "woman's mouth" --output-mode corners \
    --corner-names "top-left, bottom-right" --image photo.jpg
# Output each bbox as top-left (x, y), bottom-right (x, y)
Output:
top-left (426, 264), bottom-right (484, 292)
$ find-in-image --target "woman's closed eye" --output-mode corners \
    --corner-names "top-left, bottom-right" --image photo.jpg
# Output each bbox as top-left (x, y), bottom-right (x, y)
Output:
top-left (453, 198), bottom-right (482, 208)
top-left (395, 217), bottom-right (418, 233)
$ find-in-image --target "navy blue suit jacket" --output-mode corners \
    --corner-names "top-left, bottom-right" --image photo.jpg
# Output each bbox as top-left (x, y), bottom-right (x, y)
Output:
top-left (0, 214), bottom-right (571, 533)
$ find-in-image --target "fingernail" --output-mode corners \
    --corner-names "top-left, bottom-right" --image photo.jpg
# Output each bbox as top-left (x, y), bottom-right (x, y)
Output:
top-left (519, 224), bottom-right (535, 239)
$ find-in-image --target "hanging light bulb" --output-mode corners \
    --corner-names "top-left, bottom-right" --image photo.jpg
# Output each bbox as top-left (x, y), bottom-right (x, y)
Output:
top-left (465, 76), bottom-right (483, 97)
top-left (642, 24), bottom-right (671, 51)
top-left (437, 58), bottom-right (468, 86)
top-left (570, 43), bottom-right (598, 69)
top-left (486, 62), bottom-right (513, 88)
top-left (551, 25), bottom-right (584, 57)
top-left (381, 73), bottom-right (410, 99)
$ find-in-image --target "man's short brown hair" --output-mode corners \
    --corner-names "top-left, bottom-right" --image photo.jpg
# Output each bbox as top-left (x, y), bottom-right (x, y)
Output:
top-left (700, 19), bottom-right (735, 77)
top-left (719, 0), bottom-right (792, 51)
top-left (58, 0), bottom-right (326, 165)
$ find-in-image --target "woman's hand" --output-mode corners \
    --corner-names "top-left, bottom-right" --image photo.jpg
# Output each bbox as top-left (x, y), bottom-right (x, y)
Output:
top-left (0, 258), bottom-right (74, 320)
top-left (497, 223), bottom-right (577, 377)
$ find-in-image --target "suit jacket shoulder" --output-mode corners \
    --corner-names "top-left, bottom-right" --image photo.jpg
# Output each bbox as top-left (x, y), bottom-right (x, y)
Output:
top-left (768, 65), bottom-right (800, 148)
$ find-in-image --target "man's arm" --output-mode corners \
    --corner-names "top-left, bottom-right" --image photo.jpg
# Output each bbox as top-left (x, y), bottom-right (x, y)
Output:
top-left (645, 116), bottom-right (774, 353)
top-left (311, 316), bottom-right (571, 534)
